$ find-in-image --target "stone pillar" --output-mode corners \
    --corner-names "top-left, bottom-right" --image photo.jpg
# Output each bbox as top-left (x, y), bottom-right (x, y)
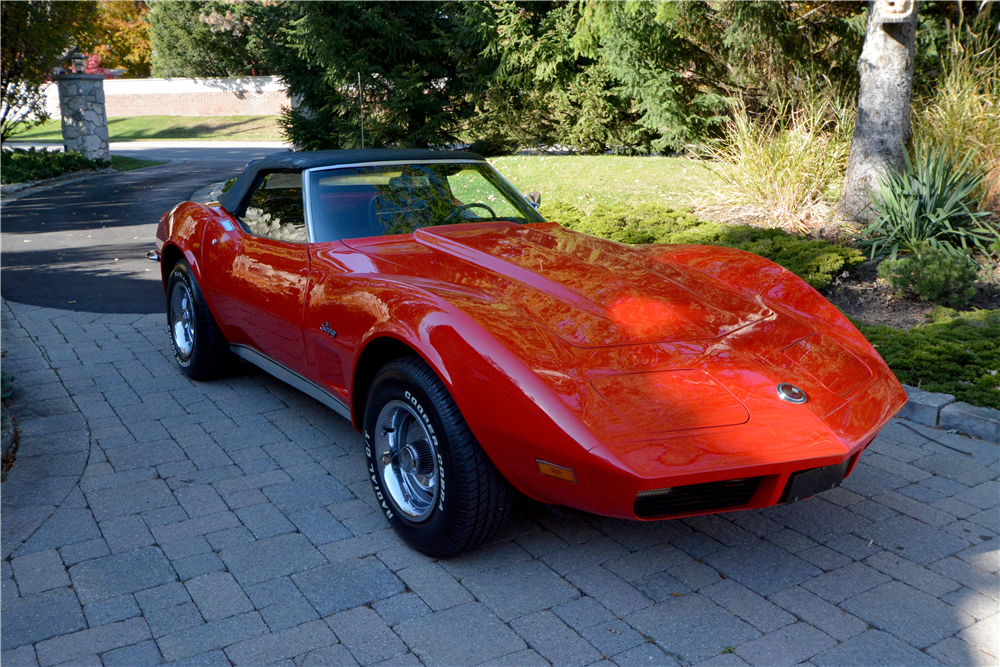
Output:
top-left (54, 73), bottom-right (110, 161)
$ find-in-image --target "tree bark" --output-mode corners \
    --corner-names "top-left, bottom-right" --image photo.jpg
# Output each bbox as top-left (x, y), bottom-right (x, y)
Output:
top-left (836, 0), bottom-right (918, 222)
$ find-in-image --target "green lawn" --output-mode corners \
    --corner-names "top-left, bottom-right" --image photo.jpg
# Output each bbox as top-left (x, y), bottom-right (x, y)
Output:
top-left (10, 123), bottom-right (716, 207)
top-left (10, 115), bottom-right (284, 142)
top-left (489, 155), bottom-right (719, 211)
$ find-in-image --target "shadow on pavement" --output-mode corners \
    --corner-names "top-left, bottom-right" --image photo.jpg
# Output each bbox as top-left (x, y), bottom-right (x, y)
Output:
top-left (1, 244), bottom-right (164, 314)
top-left (2, 159), bottom-right (245, 313)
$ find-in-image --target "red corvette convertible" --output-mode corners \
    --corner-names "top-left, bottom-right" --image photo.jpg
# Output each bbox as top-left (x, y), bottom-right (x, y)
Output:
top-left (152, 150), bottom-right (907, 556)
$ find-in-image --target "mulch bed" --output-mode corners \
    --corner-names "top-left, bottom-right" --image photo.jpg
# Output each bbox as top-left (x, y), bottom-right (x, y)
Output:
top-left (827, 260), bottom-right (1000, 330)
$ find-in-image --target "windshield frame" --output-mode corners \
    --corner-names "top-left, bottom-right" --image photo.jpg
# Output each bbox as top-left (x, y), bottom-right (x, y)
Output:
top-left (302, 159), bottom-right (544, 243)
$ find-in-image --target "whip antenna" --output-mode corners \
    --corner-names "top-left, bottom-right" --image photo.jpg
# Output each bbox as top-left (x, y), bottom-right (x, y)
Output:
top-left (358, 72), bottom-right (364, 149)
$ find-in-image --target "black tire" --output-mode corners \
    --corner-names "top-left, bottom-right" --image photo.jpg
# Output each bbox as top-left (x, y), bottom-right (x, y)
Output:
top-left (364, 356), bottom-right (514, 557)
top-left (166, 260), bottom-right (235, 381)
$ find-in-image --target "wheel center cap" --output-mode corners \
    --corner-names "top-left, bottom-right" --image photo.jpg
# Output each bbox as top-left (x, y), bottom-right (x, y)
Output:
top-left (399, 446), bottom-right (417, 473)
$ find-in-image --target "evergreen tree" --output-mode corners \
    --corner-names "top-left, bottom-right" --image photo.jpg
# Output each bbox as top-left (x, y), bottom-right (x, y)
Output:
top-left (148, 0), bottom-right (270, 78)
top-left (268, 1), bottom-right (493, 150)
top-left (476, 1), bottom-right (869, 154)
top-left (475, 1), bottom-right (653, 154)
top-left (577, 2), bottom-right (730, 153)
top-left (571, 1), bottom-right (867, 152)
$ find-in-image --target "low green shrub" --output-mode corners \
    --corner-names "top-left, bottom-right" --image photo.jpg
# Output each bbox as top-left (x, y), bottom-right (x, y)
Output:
top-left (0, 148), bottom-right (109, 184)
top-left (859, 142), bottom-right (998, 260)
top-left (541, 201), bottom-right (864, 290)
top-left (859, 308), bottom-right (1000, 410)
top-left (877, 246), bottom-right (979, 307)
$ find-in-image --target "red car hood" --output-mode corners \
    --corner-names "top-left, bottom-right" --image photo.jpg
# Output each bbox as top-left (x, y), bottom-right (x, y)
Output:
top-left (348, 222), bottom-right (774, 348)
top-left (345, 221), bottom-right (892, 448)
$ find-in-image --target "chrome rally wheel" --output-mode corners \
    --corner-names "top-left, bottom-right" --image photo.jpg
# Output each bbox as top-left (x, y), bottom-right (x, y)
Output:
top-left (165, 259), bottom-right (235, 381)
top-left (373, 399), bottom-right (440, 522)
top-left (169, 281), bottom-right (196, 359)
top-left (364, 356), bottom-right (514, 557)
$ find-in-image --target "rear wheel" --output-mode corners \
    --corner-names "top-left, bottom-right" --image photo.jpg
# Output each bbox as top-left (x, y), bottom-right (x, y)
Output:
top-left (166, 260), bottom-right (234, 380)
top-left (364, 356), bottom-right (513, 557)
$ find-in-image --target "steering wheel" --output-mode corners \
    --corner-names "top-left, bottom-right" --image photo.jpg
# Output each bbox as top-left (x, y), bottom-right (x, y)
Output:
top-left (444, 202), bottom-right (497, 223)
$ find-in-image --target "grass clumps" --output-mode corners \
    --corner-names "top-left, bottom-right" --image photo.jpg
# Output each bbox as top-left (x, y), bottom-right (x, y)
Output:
top-left (541, 201), bottom-right (863, 290)
top-left (913, 26), bottom-right (1000, 212)
top-left (693, 97), bottom-right (852, 231)
top-left (1, 148), bottom-right (107, 184)
top-left (859, 308), bottom-right (1000, 410)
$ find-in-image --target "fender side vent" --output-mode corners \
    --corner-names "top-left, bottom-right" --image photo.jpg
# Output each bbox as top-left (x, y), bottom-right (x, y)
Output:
top-left (634, 477), bottom-right (763, 518)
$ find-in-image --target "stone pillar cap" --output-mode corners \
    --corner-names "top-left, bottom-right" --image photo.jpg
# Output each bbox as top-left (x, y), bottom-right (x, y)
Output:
top-left (53, 73), bottom-right (107, 81)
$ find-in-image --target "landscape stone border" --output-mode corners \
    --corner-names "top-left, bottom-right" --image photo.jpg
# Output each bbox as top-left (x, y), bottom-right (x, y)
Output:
top-left (899, 385), bottom-right (1000, 444)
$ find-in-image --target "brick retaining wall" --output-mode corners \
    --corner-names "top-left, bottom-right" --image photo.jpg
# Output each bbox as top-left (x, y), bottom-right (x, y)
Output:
top-left (43, 76), bottom-right (290, 118)
top-left (105, 90), bottom-right (288, 117)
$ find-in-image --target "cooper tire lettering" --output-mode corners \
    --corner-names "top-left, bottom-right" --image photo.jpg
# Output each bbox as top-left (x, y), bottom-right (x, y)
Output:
top-left (363, 356), bottom-right (513, 557)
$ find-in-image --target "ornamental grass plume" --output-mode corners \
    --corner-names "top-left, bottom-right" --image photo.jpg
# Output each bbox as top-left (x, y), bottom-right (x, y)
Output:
top-left (692, 94), bottom-right (853, 233)
top-left (913, 25), bottom-right (1000, 214)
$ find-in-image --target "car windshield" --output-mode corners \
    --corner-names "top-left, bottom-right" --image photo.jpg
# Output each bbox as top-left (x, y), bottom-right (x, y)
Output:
top-left (307, 162), bottom-right (545, 243)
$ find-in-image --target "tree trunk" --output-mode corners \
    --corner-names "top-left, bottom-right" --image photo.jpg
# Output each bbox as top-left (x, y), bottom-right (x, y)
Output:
top-left (836, 0), bottom-right (918, 222)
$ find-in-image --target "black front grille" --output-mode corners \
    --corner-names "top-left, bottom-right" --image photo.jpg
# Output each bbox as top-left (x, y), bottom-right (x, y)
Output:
top-left (634, 477), bottom-right (763, 518)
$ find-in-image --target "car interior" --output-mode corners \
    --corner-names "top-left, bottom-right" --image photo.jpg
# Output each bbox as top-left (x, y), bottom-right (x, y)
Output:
top-left (239, 172), bottom-right (308, 243)
top-left (239, 164), bottom-right (536, 245)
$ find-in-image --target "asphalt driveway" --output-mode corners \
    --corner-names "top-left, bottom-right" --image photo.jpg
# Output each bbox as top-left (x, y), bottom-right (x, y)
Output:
top-left (1, 143), bottom-right (285, 314)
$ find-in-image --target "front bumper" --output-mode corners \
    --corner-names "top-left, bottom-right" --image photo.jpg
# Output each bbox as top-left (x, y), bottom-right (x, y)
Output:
top-left (518, 370), bottom-right (907, 521)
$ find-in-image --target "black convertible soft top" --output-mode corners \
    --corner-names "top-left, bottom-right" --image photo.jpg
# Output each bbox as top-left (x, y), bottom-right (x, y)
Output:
top-left (217, 149), bottom-right (485, 213)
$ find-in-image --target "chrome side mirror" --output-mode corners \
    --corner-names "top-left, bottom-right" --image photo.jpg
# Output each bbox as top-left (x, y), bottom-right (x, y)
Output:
top-left (525, 192), bottom-right (541, 209)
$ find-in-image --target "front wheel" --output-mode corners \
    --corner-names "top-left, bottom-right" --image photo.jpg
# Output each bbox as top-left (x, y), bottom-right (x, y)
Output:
top-left (166, 260), bottom-right (235, 380)
top-left (364, 356), bottom-right (513, 557)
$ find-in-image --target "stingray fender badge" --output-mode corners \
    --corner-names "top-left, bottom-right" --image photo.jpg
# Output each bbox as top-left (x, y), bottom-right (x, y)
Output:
top-left (776, 383), bottom-right (808, 404)
top-left (320, 322), bottom-right (337, 338)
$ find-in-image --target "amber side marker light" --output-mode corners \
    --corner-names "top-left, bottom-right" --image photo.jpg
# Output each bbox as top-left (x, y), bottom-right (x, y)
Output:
top-left (537, 460), bottom-right (577, 483)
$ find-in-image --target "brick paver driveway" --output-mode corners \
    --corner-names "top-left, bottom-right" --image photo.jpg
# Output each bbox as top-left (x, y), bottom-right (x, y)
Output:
top-left (1, 299), bottom-right (997, 666)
